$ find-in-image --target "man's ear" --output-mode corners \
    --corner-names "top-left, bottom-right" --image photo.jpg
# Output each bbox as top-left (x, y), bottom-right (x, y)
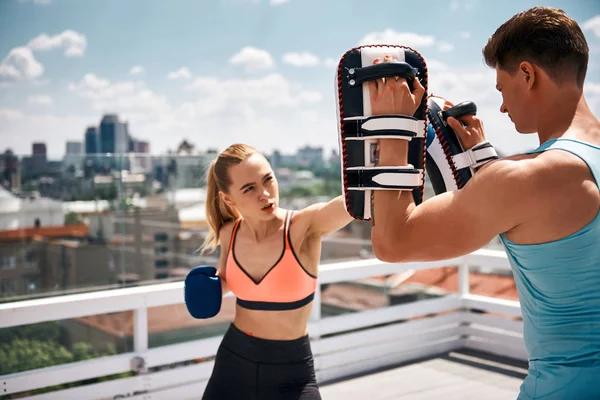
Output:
top-left (519, 61), bottom-right (536, 90)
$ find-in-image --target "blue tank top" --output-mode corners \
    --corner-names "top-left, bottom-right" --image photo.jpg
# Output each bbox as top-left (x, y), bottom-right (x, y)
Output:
top-left (499, 138), bottom-right (600, 400)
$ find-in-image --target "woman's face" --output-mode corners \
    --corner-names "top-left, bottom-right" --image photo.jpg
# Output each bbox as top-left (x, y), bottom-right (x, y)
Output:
top-left (221, 153), bottom-right (279, 220)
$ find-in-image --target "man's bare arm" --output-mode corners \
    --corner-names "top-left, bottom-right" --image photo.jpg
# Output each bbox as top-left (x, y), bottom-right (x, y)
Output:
top-left (371, 156), bottom-right (536, 262)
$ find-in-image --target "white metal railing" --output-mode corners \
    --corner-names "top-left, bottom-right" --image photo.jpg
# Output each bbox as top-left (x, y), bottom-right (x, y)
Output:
top-left (0, 249), bottom-right (525, 400)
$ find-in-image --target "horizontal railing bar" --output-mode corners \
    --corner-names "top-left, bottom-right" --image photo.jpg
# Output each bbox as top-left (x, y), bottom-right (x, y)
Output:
top-left (2, 352), bottom-right (135, 396)
top-left (318, 257), bottom-right (465, 284)
top-left (462, 294), bottom-right (522, 317)
top-left (313, 295), bottom-right (461, 337)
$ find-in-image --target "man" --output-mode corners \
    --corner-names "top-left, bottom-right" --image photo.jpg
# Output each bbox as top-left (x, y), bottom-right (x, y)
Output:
top-left (369, 7), bottom-right (600, 400)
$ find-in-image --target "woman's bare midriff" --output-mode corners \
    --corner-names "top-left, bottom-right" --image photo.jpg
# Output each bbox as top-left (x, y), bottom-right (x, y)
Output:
top-left (232, 303), bottom-right (314, 340)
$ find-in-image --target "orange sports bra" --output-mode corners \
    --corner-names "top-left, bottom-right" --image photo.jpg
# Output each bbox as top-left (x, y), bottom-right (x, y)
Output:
top-left (225, 210), bottom-right (317, 311)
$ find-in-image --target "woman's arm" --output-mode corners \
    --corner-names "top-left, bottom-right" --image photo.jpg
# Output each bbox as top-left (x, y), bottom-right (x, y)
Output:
top-left (302, 195), bottom-right (354, 237)
top-left (215, 222), bottom-right (234, 295)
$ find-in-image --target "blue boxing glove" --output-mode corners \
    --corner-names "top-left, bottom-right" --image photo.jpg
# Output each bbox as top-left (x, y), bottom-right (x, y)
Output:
top-left (184, 266), bottom-right (222, 319)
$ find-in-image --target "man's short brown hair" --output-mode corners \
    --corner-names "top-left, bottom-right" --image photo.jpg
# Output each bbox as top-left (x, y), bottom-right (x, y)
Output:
top-left (483, 7), bottom-right (589, 87)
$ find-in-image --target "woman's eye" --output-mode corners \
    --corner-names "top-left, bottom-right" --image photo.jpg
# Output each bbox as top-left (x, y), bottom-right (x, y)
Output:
top-left (244, 186), bottom-right (254, 193)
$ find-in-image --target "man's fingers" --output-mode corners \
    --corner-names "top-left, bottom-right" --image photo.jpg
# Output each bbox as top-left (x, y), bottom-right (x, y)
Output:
top-left (442, 99), bottom-right (455, 110)
top-left (368, 80), bottom-right (378, 102)
top-left (447, 117), bottom-right (467, 136)
top-left (458, 114), bottom-right (477, 127)
top-left (412, 77), bottom-right (426, 101)
top-left (368, 57), bottom-right (382, 97)
top-left (373, 57), bottom-right (386, 95)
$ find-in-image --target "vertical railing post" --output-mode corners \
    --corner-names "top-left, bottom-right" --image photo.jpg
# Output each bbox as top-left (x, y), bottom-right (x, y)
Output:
top-left (458, 259), bottom-right (470, 297)
top-left (133, 307), bottom-right (148, 352)
top-left (458, 257), bottom-right (471, 349)
top-left (132, 307), bottom-right (149, 376)
top-left (310, 284), bottom-right (322, 323)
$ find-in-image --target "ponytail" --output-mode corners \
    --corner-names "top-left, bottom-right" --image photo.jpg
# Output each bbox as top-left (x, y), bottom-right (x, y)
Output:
top-left (200, 144), bottom-right (256, 254)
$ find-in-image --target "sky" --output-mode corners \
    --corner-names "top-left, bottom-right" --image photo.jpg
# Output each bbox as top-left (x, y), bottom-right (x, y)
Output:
top-left (0, 0), bottom-right (599, 159)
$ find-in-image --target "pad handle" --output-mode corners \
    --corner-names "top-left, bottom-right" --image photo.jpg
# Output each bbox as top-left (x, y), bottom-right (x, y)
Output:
top-left (441, 101), bottom-right (477, 122)
top-left (348, 62), bottom-right (417, 90)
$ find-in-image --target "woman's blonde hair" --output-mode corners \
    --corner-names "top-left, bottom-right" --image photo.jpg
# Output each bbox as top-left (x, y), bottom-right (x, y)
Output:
top-left (201, 143), bottom-right (258, 254)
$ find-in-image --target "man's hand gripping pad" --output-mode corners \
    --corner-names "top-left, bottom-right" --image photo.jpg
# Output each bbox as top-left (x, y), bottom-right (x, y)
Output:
top-left (335, 45), bottom-right (428, 220)
top-left (426, 96), bottom-right (499, 194)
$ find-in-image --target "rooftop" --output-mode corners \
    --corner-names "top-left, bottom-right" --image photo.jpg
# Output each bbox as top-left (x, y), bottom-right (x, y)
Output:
top-left (321, 349), bottom-right (526, 400)
top-left (0, 223), bottom-right (89, 242)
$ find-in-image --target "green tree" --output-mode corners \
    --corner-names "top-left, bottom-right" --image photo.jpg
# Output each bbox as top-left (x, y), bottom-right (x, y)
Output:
top-left (0, 339), bottom-right (73, 375)
top-left (0, 323), bottom-right (128, 398)
top-left (64, 212), bottom-right (82, 226)
top-left (0, 322), bottom-right (61, 344)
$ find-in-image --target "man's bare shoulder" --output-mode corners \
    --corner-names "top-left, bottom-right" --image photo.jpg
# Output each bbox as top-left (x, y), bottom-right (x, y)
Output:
top-left (460, 153), bottom-right (560, 214)
top-left (472, 148), bottom-right (595, 207)
top-left (472, 153), bottom-right (540, 188)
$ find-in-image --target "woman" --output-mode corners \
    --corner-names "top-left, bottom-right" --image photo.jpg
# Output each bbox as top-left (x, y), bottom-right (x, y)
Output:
top-left (186, 143), bottom-right (354, 399)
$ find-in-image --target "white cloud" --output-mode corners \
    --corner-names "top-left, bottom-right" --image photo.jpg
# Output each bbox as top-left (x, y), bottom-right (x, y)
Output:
top-left (62, 71), bottom-right (330, 158)
top-left (229, 46), bottom-right (275, 73)
top-left (358, 30), bottom-right (455, 55)
top-left (185, 73), bottom-right (322, 107)
top-left (450, 0), bottom-right (477, 11)
top-left (438, 41), bottom-right (454, 53)
top-left (27, 30), bottom-right (87, 57)
top-left (0, 47), bottom-right (44, 81)
top-left (19, 0), bottom-right (52, 4)
top-left (175, 73), bottom-right (327, 154)
top-left (69, 74), bottom-right (169, 115)
top-left (0, 108), bottom-right (25, 121)
top-left (28, 95), bottom-right (53, 106)
top-left (461, 31), bottom-right (471, 39)
top-left (358, 30), bottom-right (435, 48)
top-left (270, 0), bottom-right (288, 4)
top-left (584, 82), bottom-right (600, 113)
top-left (585, 82), bottom-right (600, 95)
top-left (129, 66), bottom-right (145, 75)
top-left (323, 58), bottom-right (339, 70)
top-left (167, 67), bottom-right (192, 80)
top-left (0, 30), bottom-right (85, 83)
top-left (283, 52), bottom-right (320, 67)
top-left (583, 15), bottom-right (600, 39)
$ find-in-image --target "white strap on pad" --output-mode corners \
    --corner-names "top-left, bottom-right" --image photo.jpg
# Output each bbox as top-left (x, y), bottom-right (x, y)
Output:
top-left (343, 115), bottom-right (425, 140)
top-left (345, 166), bottom-right (423, 190)
top-left (452, 141), bottom-right (498, 170)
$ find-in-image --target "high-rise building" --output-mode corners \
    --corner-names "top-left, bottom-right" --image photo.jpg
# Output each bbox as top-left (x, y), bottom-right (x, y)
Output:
top-left (85, 127), bottom-right (99, 154)
top-left (99, 115), bottom-right (128, 155)
top-left (0, 150), bottom-right (20, 190)
top-left (32, 143), bottom-right (46, 157)
top-left (66, 142), bottom-right (83, 155)
top-left (31, 142), bottom-right (47, 175)
top-left (297, 145), bottom-right (324, 167)
top-left (64, 142), bottom-right (85, 174)
top-left (133, 140), bottom-right (150, 154)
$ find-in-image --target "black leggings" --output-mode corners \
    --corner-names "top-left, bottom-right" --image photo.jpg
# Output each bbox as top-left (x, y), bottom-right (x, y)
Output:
top-left (202, 324), bottom-right (322, 400)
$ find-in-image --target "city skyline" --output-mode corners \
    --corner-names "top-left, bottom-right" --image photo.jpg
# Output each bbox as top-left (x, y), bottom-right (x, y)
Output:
top-left (1, 0), bottom-right (599, 158)
top-left (7, 110), bottom-right (336, 161)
